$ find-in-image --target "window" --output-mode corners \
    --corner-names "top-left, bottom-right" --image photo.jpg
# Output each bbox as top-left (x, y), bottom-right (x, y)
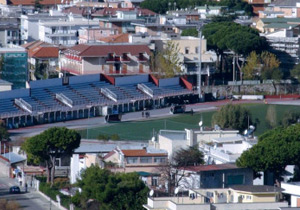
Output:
top-left (246, 195), bottom-right (252, 200)
top-left (7, 31), bottom-right (10, 36)
top-left (185, 47), bottom-right (190, 54)
top-left (140, 157), bottom-right (152, 163)
top-left (127, 157), bottom-right (138, 164)
top-left (154, 157), bottom-right (166, 163)
top-left (195, 47), bottom-right (199, 54)
top-left (152, 177), bottom-right (158, 186)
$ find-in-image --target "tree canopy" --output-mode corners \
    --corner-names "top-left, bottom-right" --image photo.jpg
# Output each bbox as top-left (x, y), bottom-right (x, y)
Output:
top-left (181, 28), bottom-right (198, 37)
top-left (291, 63), bottom-right (300, 82)
top-left (72, 165), bottom-right (148, 210)
top-left (0, 120), bottom-right (9, 141)
top-left (211, 104), bottom-right (253, 132)
top-left (173, 145), bottom-right (205, 167)
top-left (159, 146), bottom-right (204, 195)
top-left (202, 22), bottom-right (267, 57)
top-left (281, 111), bottom-right (300, 127)
top-left (22, 127), bottom-right (81, 185)
top-left (141, 0), bottom-right (253, 15)
top-left (237, 124), bottom-right (300, 181)
top-left (152, 40), bottom-right (181, 78)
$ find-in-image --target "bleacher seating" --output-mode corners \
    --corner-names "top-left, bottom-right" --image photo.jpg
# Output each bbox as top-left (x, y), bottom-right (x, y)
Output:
top-left (0, 98), bottom-right (21, 115)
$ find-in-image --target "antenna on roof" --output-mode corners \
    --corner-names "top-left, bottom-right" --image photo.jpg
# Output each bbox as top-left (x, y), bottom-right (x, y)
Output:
top-left (149, 189), bottom-right (154, 197)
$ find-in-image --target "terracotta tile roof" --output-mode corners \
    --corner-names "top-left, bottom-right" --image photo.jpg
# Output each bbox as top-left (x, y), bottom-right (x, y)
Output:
top-left (103, 150), bottom-right (116, 159)
top-left (183, 163), bottom-right (239, 172)
top-left (23, 41), bottom-right (59, 58)
top-left (21, 40), bottom-right (45, 50)
top-left (64, 44), bottom-right (150, 57)
top-left (8, 0), bottom-right (71, 6)
top-left (98, 33), bottom-right (129, 43)
top-left (121, 149), bottom-right (167, 157)
top-left (30, 46), bottom-right (59, 58)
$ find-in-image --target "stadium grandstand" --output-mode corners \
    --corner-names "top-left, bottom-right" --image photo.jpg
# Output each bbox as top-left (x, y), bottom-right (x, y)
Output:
top-left (0, 74), bottom-right (196, 129)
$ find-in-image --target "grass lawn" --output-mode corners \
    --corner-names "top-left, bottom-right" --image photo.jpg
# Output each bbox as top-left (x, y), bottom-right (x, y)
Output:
top-left (77, 104), bottom-right (300, 141)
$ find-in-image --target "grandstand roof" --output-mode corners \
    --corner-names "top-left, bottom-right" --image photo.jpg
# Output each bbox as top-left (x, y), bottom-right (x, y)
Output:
top-left (65, 44), bottom-right (151, 57)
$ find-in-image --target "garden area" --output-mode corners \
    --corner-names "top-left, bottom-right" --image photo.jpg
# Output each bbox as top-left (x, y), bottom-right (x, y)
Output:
top-left (78, 104), bottom-right (300, 141)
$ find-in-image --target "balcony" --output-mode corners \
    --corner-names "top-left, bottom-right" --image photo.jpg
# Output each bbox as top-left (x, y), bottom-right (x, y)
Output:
top-left (137, 55), bottom-right (148, 63)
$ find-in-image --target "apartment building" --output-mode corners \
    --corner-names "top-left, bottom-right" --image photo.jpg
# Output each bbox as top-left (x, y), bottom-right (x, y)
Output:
top-left (39, 16), bottom-right (99, 46)
top-left (20, 12), bottom-right (67, 43)
top-left (0, 16), bottom-right (21, 47)
top-left (143, 185), bottom-right (288, 210)
top-left (60, 43), bottom-right (150, 75)
top-left (0, 48), bottom-right (28, 89)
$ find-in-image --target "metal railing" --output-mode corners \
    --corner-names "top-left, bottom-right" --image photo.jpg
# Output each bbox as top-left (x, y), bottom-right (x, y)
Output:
top-left (14, 98), bottom-right (32, 114)
top-left (56, 93), bottom-right (73, 108)
top-left (137, 83), bottom-right (154, 98)
top-left (101, 88), bottom-right (118, 102)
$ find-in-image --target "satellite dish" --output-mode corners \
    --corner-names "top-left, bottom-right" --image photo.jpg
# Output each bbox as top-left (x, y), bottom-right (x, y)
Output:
top-left (151, 136), bottom-right (155, 142)
top-left (149, 189), bottom-right (154, 197)
top-left (243, 130), bottom-right (248, 135)
top-left (199, 121), bottom-right (203, 127)
top-left (249, 125), bottom-right (255, 130)
top-left (174, 187), bottom-right (179, 195)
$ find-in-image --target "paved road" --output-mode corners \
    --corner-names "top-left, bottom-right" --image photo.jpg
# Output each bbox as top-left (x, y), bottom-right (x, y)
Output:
top-left (0, 177), bottom-right (60, 210)
top-left (9, 98), bottom-right (291, 141)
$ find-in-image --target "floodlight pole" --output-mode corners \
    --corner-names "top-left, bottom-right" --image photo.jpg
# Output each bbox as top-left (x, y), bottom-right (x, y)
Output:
top-left (198, 25), bottom-right (202, 101)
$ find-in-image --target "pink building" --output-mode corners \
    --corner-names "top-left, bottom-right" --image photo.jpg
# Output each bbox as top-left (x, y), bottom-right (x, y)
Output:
top-left (60, 43), bottom-right (151, 75)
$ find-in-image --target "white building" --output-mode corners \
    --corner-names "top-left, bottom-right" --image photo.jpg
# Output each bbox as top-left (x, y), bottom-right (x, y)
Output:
top-left (39, 16), bottom-right (99, 46)
top-left (20, 11), bottom-right (67, 44)
top-left (281, 182), bottom-right (300, 207)
top-left (70, 140), bottom-right (147, 184)
top-left (151, 128), bottom-right (240, 158)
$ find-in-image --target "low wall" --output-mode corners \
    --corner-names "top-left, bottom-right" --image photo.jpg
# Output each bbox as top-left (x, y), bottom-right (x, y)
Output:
top-left (204, 84), bottom-right (300, 96)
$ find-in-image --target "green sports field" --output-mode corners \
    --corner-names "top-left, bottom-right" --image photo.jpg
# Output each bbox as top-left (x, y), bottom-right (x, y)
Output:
top-left (78, 104), bottom-right (300, 141)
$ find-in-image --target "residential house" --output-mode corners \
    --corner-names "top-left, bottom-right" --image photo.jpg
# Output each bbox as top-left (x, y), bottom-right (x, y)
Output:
top-left (245, 0), bottom-right (272, 15)
top-left (167, 9), bottom-right (201, 22)
top-left (22, 41), bottom-right (60, 79)
top-left (60, 43), bottom-right (150, 75)
top-left (262, 28), bottom-right (300, 66)
top-left (20, 11), bottom-right (67, 44)
top-left (122, 0), bottom-right (145, 8)
top-left (266, 0), bottom-right (300, 18)
top-left (152, 128), bottom-right (239, 158)
top-left (195, 5), bottom-right (227, 19)
top-left (69, 140), bottom-right (148, 184)
top-left (98, 33), bottom-right (129, 43)
top-left (132, 15), bottom-right (198, 36)
top-left (93, 8), bottom-right (156, 34)
top-left (0, 152), bottom-right (26, 178)
top-left (0, 16), bottom-right (21, 47)
top-left (104, 147), bottom-right (168, 187)
top-left (177, 163), bottom-right (253, 189)
top-left (143, 185), bottom-right (288, 210)
top-left (78, 27), bottom-right (118, 44)
top-left (281, 182), bottom-right (300, 207)
top-left (38, 15), bottom-right (99, 46)
top-left (255, 18), bottom-right (300, 33)
top-left (0, 48), bottom-right (28, 89)
top-left (154, 34), bottom-right (216, 82)
top-left (201, 136), bottom-right (255, 164)
top-left (0, 0), bottom-right (72, 8)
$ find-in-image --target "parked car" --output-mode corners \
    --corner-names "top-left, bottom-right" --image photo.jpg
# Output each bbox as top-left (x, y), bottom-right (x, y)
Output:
top-left (9, 186), bottom-right (20, 194)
